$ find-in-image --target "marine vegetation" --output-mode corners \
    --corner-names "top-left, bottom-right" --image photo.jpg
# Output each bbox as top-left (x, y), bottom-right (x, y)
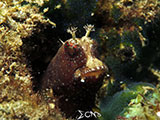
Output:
top-left (95, 0), bottom-right (160, 120)
top-left (0, 0), bottom-right (62, 119)
top-left (99, 82), bottom-right (160, 120)
top-left (0, 0), bottom-right (160, 120)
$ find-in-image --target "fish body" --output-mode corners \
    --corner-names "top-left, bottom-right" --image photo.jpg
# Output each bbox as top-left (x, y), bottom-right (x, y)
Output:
top-left (41, 25), bottom-right (107, 118)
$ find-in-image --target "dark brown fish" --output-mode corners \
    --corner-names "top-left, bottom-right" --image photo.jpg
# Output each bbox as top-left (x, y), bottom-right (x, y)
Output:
top-left (41, 25), bottom-right (107, 119)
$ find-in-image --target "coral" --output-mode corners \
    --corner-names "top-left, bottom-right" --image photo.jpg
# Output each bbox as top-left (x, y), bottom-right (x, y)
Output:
top-left (0, 0), bottom-right (160, 119)
top-left (38, 0), bottom-right (160, 119)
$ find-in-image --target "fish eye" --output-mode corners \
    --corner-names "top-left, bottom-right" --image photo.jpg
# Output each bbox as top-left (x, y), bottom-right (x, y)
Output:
top-left (64, 41), bottom-right (80, 57)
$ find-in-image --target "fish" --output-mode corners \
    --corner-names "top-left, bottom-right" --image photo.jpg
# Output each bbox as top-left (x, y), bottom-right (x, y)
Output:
top-left (41, 25), bottom-right (107, 118)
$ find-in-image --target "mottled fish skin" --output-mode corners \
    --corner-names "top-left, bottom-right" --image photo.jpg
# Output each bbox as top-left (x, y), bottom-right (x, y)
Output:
top-left (41, 25), bottom-right (107, 118)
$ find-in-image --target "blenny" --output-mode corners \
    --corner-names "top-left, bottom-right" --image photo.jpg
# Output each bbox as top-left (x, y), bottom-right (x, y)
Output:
top-left (41, 25), bottom-right (107, 118)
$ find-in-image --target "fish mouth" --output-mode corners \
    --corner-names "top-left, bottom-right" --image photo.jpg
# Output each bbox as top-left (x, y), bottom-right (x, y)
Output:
top-left (74, 65), bottom-right (107, 83)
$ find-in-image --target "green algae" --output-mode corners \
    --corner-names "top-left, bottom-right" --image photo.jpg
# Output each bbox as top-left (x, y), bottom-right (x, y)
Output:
top-left (96, 0), bottom-right (160, 119)
top-left (99, 82), bottom-right (160, 120)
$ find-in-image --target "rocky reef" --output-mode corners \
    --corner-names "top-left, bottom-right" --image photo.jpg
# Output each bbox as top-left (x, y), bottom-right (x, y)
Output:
top-left (0, 0), bottom-right (160, 120)
top-left (95, 0), bottom-right (160, 119)
top-left (0, 0), bottom-right (63, 119)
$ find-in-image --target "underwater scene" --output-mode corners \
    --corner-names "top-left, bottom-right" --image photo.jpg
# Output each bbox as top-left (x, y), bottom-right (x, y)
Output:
top-left (0, 0), bottom-right (160, 120)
